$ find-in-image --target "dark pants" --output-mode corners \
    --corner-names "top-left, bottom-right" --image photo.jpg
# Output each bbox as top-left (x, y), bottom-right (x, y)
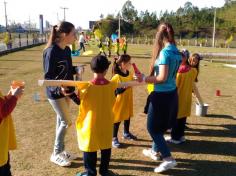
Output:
top-left (144, 94), bottom-right (151, 114)
top-left (171, 117), bottom-right (187, 140)
top-left (83, 148), bottom-right (111, 176)
top-left (0, 153), bottom-right (11, 176)
top-left (79, 42), bottom-right (85, 52)
top-left (113, 119), bottom-right (130, 138)
top-left (147, 90), bottom-right (178, 158)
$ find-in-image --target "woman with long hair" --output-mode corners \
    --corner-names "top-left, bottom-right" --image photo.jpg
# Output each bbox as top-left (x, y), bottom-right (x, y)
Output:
top-left (142, 22), bottom-right (182, 173)
top-left (43, 21), bottom-right (80, 167)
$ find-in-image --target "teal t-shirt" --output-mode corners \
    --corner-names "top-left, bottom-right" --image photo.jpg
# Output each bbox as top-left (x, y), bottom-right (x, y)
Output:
top-left (154, 44), bottom-right (182, 92)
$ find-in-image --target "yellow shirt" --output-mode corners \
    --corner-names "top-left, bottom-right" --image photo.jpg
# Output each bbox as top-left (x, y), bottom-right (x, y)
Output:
top-left (176, 68), bottom-right (197, 119)
top-left (0, 91), bottom-right (17, 166)
top-left (76, 81), bottom-right (118, 152)
top-left (111, 72), bottom-right (134, 123)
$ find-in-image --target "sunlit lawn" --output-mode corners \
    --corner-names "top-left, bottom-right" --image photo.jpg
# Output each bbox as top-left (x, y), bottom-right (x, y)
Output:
top-left (0, 44), bottom-right (236, 176)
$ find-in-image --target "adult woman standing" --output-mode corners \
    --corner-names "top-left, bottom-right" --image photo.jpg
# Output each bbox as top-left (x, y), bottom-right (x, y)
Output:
top-left (43, 21), bottom-right (80, 167)
top-left (142, 22), bottom-right (182, 173)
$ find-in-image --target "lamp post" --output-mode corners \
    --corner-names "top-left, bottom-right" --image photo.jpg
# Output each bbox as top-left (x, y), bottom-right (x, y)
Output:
top-left (60, 7), bottom-right (68, 21)
top-left (4, 1), bottom-right (8, 30)
top-left (118, 11), bottom-right (121, 39)
top-left (212, 8), bottom-right (216, 47)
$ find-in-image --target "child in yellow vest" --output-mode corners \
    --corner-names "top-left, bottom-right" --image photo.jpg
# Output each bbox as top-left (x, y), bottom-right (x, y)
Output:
top-left (0, 84), bottom-right (24, 176)
top-left (167, 51), bottom-right (203, 144)
top-left (75, 55), bottom-right (118, 176)
top-left (111, 54), bottom-right (137, 148)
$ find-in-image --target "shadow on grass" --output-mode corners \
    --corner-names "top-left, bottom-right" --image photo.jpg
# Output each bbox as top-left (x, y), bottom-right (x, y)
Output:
top-left (205, 114), bottom-right (235, 119)
top-left (118, 142), bottom-right (151, 149)
top-left (110, 158), bottom-right (236, 176)
top-left (186, 126), bottom-right (236, 138)
top-left (0, 59), bottom-right (41, 62)
top-left (170, 139), bottom-right (236, 156)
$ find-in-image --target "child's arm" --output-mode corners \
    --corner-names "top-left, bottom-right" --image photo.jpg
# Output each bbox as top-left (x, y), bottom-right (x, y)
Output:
top-left (68, 92), bottom-right (80, 105)
top-left (193, 82), bottom-right (204, 105)
top-left (0, 96), bottom-right (17, 122)
top-left (0, 86), bottom-right (23, 123)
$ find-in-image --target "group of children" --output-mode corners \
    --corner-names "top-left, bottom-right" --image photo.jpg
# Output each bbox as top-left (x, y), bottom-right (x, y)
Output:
top-left (98, 37), bottom-right (127, 57)
top-left (1, 20), bottom-right (204, 176)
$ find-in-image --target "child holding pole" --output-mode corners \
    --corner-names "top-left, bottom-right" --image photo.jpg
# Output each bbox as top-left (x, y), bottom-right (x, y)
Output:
top-left (111, 54), bottom-right (137, 148)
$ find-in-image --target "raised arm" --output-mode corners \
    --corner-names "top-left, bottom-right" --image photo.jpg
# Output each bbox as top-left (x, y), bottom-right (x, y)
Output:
top-left (193, 82), bottom-right (204, 105)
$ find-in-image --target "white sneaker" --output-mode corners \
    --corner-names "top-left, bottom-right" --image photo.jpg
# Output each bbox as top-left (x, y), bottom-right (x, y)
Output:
top-left (165, 136), bottom-right (184, 144)
top-left (154, 160), bottom-right (177, 173)
top-left (50, 153), bottom-right (71, 167)
top-left (180, 136), bottom-right (186, 142)
top-left (142, 149), bottom-right (160, 161)
top-left (61, 151), bottom-right (78, 161)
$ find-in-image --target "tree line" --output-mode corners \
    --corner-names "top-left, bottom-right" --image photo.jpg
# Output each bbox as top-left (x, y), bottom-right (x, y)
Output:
top-left (94, 0), bottom-right (236, 40)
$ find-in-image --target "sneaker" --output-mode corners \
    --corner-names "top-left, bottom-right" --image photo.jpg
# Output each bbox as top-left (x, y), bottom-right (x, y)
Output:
top-left (180, 136), bottom-right (186, 142)
top-left (165, 136), bottom-right (184, 144)
top-left (142, 148), bottom-right (160, 161)
top-left (154, 160), bottom-right (177, 173)
top-left (102, 170), bottom-right (119, 176)
top-left (75, 172), bottom-right (88, 176)
top-left (61, 151), bottom-right (78, 161)
top-left (167, 138), bottom-right (182, 144)
top-left (112, 138), bottom-right (121, 148)
top-left (123, 133), bottom-right (137, 140)
top-left (50, 153), bottom-right (71, 167)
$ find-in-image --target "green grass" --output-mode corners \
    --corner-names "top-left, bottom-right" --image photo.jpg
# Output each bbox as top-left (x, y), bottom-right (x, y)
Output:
top-left (0, 45), bottom-right (236, 176)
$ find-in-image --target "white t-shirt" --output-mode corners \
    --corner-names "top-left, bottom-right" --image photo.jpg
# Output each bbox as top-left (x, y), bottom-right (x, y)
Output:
top-left (79, 34), bottom-right (85, 43)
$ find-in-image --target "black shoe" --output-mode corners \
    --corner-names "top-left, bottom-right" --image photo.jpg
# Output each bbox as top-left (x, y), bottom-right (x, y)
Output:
top-left (123, 133), bottom-right (137, 140)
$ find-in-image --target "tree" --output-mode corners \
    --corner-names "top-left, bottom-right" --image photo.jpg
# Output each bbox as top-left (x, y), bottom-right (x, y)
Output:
top-left (121, 0), bottom-right (138, 22)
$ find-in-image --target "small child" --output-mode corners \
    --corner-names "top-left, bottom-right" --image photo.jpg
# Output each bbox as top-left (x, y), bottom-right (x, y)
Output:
top-left (114, 39), bottom-right (120, 57)
top-left (0, 84), bottom-right (24, 176)
top-left (106, 37), bottom-right (112, 57)
top-left (75, 55), bottom-right (118, 176)
top-left (167, 51), bottom-right (203, 144)
top-left (98, 39), bottom-right (107, 57)
top-left (111, 54), bottom-right (137, 148)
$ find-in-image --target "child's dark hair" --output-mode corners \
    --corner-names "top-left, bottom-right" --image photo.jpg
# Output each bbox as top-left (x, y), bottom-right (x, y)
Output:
top-left (112, 54), bottom-right (131, 75)
top-left (45, 21), bottom-right (75, 49)
top-left (188, 53), bottom-right (201, 82)
top-left (90, 55), bottom-right (111, 73)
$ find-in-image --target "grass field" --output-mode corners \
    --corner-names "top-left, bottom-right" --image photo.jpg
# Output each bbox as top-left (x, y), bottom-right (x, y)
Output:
top-left (0, 44), bottom-right (236, 176)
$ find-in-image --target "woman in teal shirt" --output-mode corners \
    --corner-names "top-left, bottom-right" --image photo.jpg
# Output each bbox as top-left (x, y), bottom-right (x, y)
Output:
top-left (143, 22), bottom-right (182, 173)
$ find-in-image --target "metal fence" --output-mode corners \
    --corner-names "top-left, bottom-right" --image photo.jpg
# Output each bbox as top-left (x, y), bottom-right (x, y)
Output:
top-left (0, 32), bottom-right (47, 52)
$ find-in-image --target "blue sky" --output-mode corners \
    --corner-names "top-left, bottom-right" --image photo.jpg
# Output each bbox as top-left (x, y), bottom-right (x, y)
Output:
top-left (0, 0), bottom-right (225, 29)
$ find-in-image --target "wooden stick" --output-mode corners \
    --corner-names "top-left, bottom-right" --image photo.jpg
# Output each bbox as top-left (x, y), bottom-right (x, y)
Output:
top-left (38, 80), bottom-right (146, 87)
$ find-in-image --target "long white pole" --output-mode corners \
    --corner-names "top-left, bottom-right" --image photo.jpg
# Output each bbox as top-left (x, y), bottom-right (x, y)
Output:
top-left (4, 1), bottom-right (8, 30)
top-left (118, 12), bottom-right (121, 39)
top-left (212, 8), bottom-right (216, 47)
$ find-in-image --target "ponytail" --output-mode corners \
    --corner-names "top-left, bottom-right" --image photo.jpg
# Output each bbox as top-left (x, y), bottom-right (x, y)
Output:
top-left (149, 22), bottom-right (175, 76)
top-left (44, 21), bottom-right (75, 50)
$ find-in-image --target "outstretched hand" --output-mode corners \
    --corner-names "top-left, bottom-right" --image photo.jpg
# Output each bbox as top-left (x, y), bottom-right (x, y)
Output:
top-left (9, 86), bottom-right (24, 99)
top-left (134, 73), bottom-right (145, 82)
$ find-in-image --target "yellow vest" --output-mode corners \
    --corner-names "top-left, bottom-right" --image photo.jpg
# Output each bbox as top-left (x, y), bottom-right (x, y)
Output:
top-left (111, 72), bottom-right (134, 123)
top-left (176, 68), bottom-right (197, 118)
top-left (76, 81), bottom-right (117, 152)
top-left (0, 90), bottom-right (17, 166)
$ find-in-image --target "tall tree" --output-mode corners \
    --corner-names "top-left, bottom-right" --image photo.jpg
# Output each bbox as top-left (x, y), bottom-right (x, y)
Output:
top-left (121, 0), bottom-right (138, 22)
